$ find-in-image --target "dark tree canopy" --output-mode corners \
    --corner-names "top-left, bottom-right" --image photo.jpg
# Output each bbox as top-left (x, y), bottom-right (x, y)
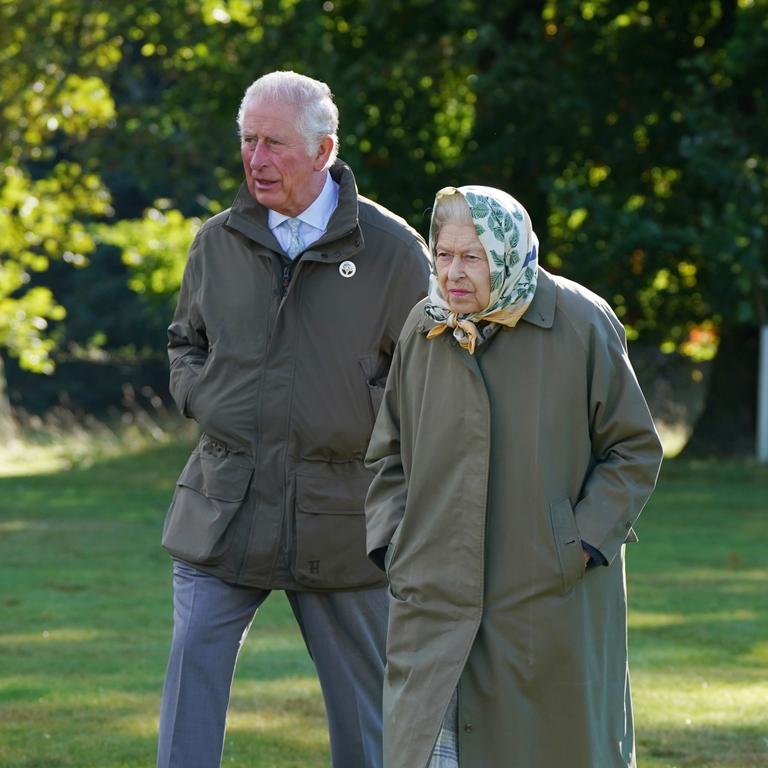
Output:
top-left (1, 0), bottom-right (766, 451)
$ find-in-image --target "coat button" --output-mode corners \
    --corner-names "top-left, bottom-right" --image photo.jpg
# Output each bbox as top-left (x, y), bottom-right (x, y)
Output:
top-left (463, 724), bottom-right (474, 733)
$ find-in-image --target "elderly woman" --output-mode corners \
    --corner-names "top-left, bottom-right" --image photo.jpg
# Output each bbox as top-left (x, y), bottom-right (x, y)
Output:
top-left (364, 185), bottom-right (663, 768)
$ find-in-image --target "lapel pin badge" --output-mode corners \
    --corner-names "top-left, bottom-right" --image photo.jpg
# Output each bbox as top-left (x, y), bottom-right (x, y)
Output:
top-left (339, 260), bottom-right (357, 278)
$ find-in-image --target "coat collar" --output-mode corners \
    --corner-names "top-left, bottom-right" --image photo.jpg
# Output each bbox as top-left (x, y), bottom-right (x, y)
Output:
top-left (224, 160), bottom-right (363, 262)
top-left (418, 267), bottom-right (556, 336)
top-left (520, 267), bottom-right (555, 328)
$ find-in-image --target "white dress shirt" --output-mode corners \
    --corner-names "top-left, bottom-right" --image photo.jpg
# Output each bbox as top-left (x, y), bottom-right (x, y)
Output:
top-left (268, 171), bottom-right (340, 260)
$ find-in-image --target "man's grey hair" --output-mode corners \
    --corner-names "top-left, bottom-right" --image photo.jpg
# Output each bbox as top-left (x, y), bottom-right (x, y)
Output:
top-left (237, 71), bottom-right (339, 169)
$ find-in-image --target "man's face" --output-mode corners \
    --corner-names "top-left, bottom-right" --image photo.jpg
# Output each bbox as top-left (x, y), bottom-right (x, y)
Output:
top-left (240, 98), bottom-right (331, 216)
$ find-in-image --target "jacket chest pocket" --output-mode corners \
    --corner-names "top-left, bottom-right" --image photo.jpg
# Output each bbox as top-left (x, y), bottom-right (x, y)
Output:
top-left (162, 446), bottom-right (254, 566)
top-left (291, 467), bottom-right (386, 590)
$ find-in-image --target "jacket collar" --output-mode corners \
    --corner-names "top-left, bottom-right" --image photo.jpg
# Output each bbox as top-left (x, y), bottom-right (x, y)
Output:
top-left (225, 160), bottom-right (363, 262)
top-left (418, 267), bottom-right (556, 335)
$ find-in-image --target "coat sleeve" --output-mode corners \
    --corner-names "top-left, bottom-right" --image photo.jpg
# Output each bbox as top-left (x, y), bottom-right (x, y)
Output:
top-left (574, 307), bottom-right (663, 565)
top-left (167, 236), bottom-right (208, 419)
top-left (364, 340), bottom-right (408, 571)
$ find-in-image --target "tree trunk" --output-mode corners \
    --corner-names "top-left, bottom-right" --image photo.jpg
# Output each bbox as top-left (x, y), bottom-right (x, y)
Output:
top-left (0, 355), bottom-right (19, 446)
top-left (681, 325), bottom-right (758, 458)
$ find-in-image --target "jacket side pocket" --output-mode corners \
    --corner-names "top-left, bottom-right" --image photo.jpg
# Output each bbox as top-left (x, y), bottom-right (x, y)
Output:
top-left (292, 464), bottom-right (387, 590)
top-left (549, 498), bottom-right (586, 595)
top-left (162, 449), bottom-right (253, 565)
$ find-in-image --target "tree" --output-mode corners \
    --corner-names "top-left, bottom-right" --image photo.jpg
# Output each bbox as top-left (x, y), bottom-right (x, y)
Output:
top-left (448, 0), bottom-right (767, 455)
top-left (0, 1), bottom-right (119, 429)
top-left (3, 0), bottom-right (765, 456)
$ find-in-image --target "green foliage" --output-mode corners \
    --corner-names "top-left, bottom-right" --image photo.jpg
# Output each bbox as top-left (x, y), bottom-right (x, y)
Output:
top-left (0, 1), bottom-right (116, 371)
top-left (1, 0), bottom-right (766, 381)
top-left (97, 205), bottom-right (201, 299)
top-left (534, 0), bottom-right (768, 347)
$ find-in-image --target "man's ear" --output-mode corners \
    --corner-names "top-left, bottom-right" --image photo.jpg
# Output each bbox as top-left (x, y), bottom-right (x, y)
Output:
top-left (313, 136), bottom-right (335, 170)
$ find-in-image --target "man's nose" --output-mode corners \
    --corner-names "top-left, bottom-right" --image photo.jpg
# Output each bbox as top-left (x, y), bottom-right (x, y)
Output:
top-left (249, 142), bottom-right (268, 168)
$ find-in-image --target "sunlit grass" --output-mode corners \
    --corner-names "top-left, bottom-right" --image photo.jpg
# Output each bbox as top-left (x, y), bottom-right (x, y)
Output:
top-left (0, 433), bottom-right (329, 768)
top-left (1, 438), bottom-right (766, 767)
top-left (627, 459), bottom-right (768, 767)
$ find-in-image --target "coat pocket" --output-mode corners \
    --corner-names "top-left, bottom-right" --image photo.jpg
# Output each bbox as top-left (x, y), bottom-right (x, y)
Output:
top-left (292, 465), bottom-right (388, 589)
top-left (162, 448), bottom-right (254, 565)
top-left (549, 498), bottom-right (586, 595)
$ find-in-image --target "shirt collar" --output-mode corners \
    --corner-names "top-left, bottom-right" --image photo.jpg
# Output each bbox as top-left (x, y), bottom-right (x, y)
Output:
top-left (267, 171), bottom-right (339, 233)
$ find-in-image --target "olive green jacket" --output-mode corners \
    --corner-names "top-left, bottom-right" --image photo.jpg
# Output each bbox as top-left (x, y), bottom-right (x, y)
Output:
top-left (365, 268), bottom-right (663, 768)
top-left (162, 160), bottom-right (430, 589)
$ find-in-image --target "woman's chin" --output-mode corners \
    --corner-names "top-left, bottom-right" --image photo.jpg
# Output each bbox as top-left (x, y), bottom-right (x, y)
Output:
top-left (448, 301), bottom-right (481, 314)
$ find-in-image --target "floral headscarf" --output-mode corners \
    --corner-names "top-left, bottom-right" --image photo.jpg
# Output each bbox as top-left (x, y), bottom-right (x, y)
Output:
top-left (424, 185), bottom-right (539, 354)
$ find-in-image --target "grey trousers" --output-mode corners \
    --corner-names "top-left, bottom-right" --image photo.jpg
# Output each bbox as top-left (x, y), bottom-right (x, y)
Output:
top-left (157, 560), bottom-right (388, 768)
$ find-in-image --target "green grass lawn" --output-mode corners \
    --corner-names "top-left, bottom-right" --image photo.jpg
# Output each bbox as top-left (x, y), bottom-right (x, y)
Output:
top-left (1, 442), bottom-right (766, 767)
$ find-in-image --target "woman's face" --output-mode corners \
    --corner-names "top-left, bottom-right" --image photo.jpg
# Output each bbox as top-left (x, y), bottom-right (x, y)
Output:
top-left (435, 221), bottom-right (491, 314)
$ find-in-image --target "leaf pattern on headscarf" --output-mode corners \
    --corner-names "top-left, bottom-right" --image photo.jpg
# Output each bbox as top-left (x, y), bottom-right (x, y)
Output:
top-left (424, 185), bottom-right (540, 354)
top-left (467, 197), bottom-right (490, 220)
top-left (489, 248), bottom-right (505, 269)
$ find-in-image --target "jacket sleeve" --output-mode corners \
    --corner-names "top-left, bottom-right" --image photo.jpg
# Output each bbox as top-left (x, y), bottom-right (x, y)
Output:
top-left (364, 341), bottom-right (408, 570)
top-left (382, 236), bottom-right (430, 371)
top-left (574, 307), bottom-right (663, 565)
top-left (167, 236), bottom-right (208, 419)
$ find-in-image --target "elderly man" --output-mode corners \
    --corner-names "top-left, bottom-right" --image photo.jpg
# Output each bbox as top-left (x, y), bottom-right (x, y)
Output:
top-left (157, 71), bottom-right (429, 768)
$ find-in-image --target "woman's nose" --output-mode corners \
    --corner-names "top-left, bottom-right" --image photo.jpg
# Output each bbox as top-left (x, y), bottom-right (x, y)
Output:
top-left (447, 255), bottom-right (464, 279)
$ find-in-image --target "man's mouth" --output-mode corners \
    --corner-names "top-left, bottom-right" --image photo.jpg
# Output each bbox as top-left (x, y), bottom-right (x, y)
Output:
top-left (253, 177), bottom-right (278, 190)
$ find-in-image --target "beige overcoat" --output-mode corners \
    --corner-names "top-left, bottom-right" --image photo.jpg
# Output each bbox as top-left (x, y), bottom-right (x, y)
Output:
top-left (365, 268), bottom-right (663, 768)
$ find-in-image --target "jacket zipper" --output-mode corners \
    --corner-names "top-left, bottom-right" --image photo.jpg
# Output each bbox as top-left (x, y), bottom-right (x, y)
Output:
top-left (281, 263), bottom-right (293, 296)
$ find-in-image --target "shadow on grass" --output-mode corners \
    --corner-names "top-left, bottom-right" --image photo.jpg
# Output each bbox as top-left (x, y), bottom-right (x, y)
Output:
top-left (638, 723), bottom-right (768, 767)
top-left (1, 706), bottom-right (329, 768)
top-left (0, 440), bottom-right (194, 523)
